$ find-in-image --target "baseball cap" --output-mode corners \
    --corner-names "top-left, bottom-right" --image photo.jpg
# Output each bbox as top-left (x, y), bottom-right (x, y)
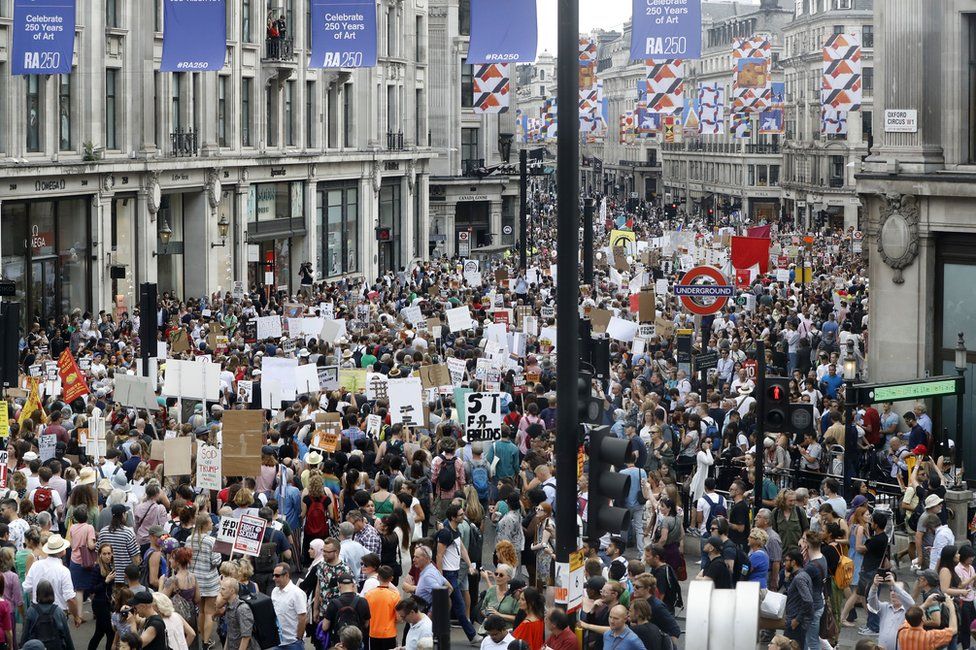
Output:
top-left (707, 535), bottom-right (724, 549)
top-left (128, 591), bottom-right (154, 606)
top-left (337, 573), bottom-right (356, 585)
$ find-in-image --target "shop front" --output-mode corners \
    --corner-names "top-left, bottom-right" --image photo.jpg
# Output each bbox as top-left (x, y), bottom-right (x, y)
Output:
top-left (378, 179), bottom-right (403, 275)
top-left (0, 196), bottom-right (91, 325)
top-left (246, 181), bottom-right (305, 292)
top-left (316, 181), bottom-right (360, 280)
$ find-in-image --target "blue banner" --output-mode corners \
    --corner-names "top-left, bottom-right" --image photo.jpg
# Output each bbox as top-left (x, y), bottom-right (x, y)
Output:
top-left (310, 0), bottom-right (377, 68)
top-left (11, 0), bottom-right (76, 75)
top-left (467, 0), bottom-right (537, 64)
top-left (630, 0), bottom-right (702, 61)
top-left (160, 0), bottom-right (227, 72)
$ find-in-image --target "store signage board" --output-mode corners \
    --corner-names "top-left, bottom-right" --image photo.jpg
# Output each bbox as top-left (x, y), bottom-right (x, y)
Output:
top-left (859, 375), bottom-right (962, 404)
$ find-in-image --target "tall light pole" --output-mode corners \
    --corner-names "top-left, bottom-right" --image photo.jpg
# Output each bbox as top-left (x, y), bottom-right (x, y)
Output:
top-left (955, 332), bottom-right (968, 474)
top-left (842, 339), bottom-right (858, 498)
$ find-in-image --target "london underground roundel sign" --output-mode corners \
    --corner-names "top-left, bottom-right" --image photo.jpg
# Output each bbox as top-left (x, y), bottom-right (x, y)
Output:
top-left (673, 265), bottom-right (734, 315)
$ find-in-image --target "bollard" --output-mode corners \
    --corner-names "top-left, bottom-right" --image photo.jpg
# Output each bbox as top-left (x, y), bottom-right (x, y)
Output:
top-left (685, 580), bottom-right (760, 649)
top-left (430, 586), bottom-right (451, 650)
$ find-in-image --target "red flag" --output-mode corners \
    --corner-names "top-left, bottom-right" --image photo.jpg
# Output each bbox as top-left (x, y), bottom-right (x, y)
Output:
top-left (57, 349), bottom-right (90, 403)
top-left (746, 225), bottom-right (771, 239)
top-left (731, 236), bottom-right (772, 274)
top-left (735, 269), bottom-right (752, 288)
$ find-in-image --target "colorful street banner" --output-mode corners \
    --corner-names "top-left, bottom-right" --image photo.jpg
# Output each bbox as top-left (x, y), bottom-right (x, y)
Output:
top-left (663, 115), bottom-right (677, 143)
top-left (160, 0), bottom-right (227, 72)
top-left (732, 36), bottom-right (771, 114)
top-left (620, 111), bottom-right (636, 143)
top-left (310, 0), bottom-right (377, 68)
top-left (682, 98), bottom-right (700, 136)
top-left (630, 0), bottom-right (702, 61)
top-left (731, 112), bottom-right (752, 139)
top-left (822, 33), bottom-right (862, 112)
top-left (821, 107), bottom-right (848, 135)
top-left (770, 81), bottom-right (785, 107)
top-left (467, 0), bottom-right (538, 64)
top-left (698, 84), bottom-right (725, 135)
top-left (11, 0), bottom-right (76, 75)
top-left (636, 102), bottom-right (661, 137)
top-left (758, 108), bottom-right (784, 134)
top-left (472, 63), bottom-right (510, 114)
top-left (645, 59), bottom-right (684, 116)
top-left (57, 349), bottom-right (90, 403)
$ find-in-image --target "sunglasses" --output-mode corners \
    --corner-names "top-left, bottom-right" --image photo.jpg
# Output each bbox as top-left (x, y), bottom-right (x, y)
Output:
top-left (273, 573), bottom-right (285, 578)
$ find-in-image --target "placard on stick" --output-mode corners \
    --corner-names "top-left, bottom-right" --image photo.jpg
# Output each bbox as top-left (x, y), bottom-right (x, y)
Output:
top-left (221, 410), bottom-right (264, 477)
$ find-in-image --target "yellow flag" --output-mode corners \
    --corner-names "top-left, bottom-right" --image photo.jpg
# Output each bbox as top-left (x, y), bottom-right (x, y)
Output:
top-left (18, 377), bottom-right (47, 426)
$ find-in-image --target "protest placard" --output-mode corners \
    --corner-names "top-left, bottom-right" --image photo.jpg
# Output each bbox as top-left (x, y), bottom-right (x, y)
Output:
top-left (446, 306), bottom-right (475, 333)
top-left (232, 514), bottom-right (267, 557)
top-left (221, 410), bottom-right (264, 477)
top-left (366, 373), bottom-right (389, 400)
top-left (366, 414), bottom-right (383, 438)
top-left (196, 441), bottom-right (221, 491)
top-left (163, 437), bottom-right (192, 476)
top-left (388, 377), bottom-right (424, 427)
top-left (463, 392), bottom-right (503, 441)
top-left (39, 434), bottom-right (57, 462)
top-left (338, 368), bottom-right (367, 392)
top-left (419, 364), bottom-right (451, 390)
top-left (317, 366), bottom-right (339, 391)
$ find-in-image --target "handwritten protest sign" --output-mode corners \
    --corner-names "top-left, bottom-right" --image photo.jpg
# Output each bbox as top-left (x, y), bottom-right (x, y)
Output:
top-left (463, 392), bottom-right (503, 441)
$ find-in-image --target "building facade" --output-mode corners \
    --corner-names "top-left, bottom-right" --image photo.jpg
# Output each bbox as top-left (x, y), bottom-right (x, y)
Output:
top-left (427, 0), bottom-right (518, 258)
top-left (856, 0), bottom-right (976, 468)
top-left (0, 0), bottom-right (435, 324)
top-left (780, 0), bottom-right (873, 230)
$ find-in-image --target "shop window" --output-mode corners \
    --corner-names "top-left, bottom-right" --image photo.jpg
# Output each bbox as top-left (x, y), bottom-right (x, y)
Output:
top-left (318, 184), bottom-right (359, 276)
top-left (26, 75), bottom-right (40, 153)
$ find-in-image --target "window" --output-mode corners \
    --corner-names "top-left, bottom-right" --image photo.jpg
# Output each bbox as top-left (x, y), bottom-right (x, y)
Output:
top-left (971, 15), bottom-right (976, 162)
top-left (863, 67), bottom-right (874, 92)
top-left (306, 81), bottom-right (314, 148)
top-left (26, 76), bottom-right (40, 152)
top-left (343, 83), bottom-right (353, 147)
top-left (862, 25), bottom-right (874, 48)
top-left (241, 77), bottom-right (252, 146)
top-left (387, 85), bottom-right (397, 132)
top-left (416, 16), bottom-right (424, 61)
top-left (241, 0), bottom-right (251, 43)
top-left (835, 0), bottom-right (852, 8)
top-left (266, 86), bottom-right (276, 147)
top-left (416, 88), bottom-right (424, 145)
top-left (861, 109), bottom-right (873, 137)
top-left (285, 81), bottom-right (295, 146)
top-left (830, 155), bottom-right (844, 180)
top-left (757, 165), bottom-right (768, 186)
top-left (461, 127), bottom-right (479, 166)
top-left (386, 7), bottom-right (396, 57)
top-left (539, 69), bottom-right (545, 81)
top-left (218, 76), bottom-right (228, 147)
top-left (833, 25), bottom-right (845, 35)
top-left (172, 72), bottom-right (183, 131)
top-left (106, 0), bottom-right (119, 28)
top-left (327, 85), bottom-right (337, 147)
top-left (770, 165), bottom-right (780, 185)
top-left (58, 74), bottom-right (71, 151)
top-left (461, 60), bottom-right (473, 108)
top-left (539, 85), bottom-right (545, 96)
top-left (318, 184), bottom-right (359, 276)
top-left (747, 164), bottom-right (755, 186)
top-left (459, 0), bottom-right (470, 36)
top-left (155, 0), bottom-right (162, 32)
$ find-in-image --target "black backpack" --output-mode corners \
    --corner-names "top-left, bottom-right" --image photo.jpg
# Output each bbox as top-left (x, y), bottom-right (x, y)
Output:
top-left (239, 591), bottom-right (281, 649)
top-left (701, 493), bottom-right (727, 531)
top-left (32, 606), bottom-right (66, 650)
top-left (333, 594), bottom-right (365, 637)
top-left (437, 455), bottom-right (458, 492)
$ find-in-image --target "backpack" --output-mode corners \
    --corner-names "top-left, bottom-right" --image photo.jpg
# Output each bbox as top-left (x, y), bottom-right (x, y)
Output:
top-left (437, 455), bottom-right (458, 492)
top-left (832, 545), bottom-right (855, 590)
top-left (907, 485), bottom-right (927, 532)
top-left (254, 537), bottom-right (279, 576)
top-left (32, 606), bottom-right (66, 650)
top-left (239, 591), bottom-right (281, 649)
top-left (467, 523), bottom-right (484, 569)
top-left (32, 486), bottom-right (53, 514)
top-left (305, 495), bottom-right (330, 538)
top-left (703, 418), bottom-right (720, 451)
top-left (701, 493), bottom-right (727, 531)
top-left (333, 594), bottom-right (365, 637)
top-left (637, 621), bottom-right (672, 650)
top-left (471, 462), bottom-right (490, 501)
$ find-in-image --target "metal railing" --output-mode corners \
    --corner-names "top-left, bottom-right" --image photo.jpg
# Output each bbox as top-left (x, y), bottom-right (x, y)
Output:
top-left (461, 158), bottom-right (485, 176)
top-left (829, 177), bottom-right (845, 188)
top-left (386, 131), bottom-right (404, 151)
top-left (169, 128), bottom-right (198, 157)
top-left (264, 36), bottom-right (294, 62)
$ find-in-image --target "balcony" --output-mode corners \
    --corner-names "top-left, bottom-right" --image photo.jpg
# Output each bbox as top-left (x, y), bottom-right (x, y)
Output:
top-left (462, 158), bottom-right (485, 177)
top-left (828, 177), bottom-right (845, 188)
top-left (264, 37), bottom-right (294, 62)
top-left (170, 128), bottom-right (198, 157)
top-left (386, 131), bottom-right (404, 151)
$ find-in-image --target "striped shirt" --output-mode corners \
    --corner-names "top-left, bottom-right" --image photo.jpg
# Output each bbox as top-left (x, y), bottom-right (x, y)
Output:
top-left (96, 525), bottom-right (139, 583)
top-left (894, 623), bottom-right (955, 650)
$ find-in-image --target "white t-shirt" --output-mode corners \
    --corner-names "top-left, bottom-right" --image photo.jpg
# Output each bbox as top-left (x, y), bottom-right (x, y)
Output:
top-left (271, 581), bottom-right (308, 644)
top-left (696, 492), bottom-right (726, 533)
top-left (482, 633), bottom-right (516, 650)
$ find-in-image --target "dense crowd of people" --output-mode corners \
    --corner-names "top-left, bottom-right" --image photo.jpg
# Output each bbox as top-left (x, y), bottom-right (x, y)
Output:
top-left (3, 191), bottom-right (962, 650)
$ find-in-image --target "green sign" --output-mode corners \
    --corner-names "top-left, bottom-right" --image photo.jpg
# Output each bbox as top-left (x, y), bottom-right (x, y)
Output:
top-left (870, 378), bottom-right (959, 403)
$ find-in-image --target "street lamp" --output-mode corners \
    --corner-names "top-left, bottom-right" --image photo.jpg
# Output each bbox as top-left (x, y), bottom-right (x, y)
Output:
top-left (843, 339), bottom-right (857, 381)
top-left (842, 339), bottom-right (858, 498)
top-left (211, 213), bottom-right (230, 248)
top-left (955, 332), bottom-right (967, 478)
top-left (154, 216), bottom-right (173, 257)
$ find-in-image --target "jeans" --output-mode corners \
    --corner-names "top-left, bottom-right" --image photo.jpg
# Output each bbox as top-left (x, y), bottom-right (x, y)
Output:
top-left (805, 605), bottom-right (824, 650)
top-left (443, 569), bottom-right (477, 640)
top-left (788, 352), bottom-right (798, 375)
top-left (784, 617), bottom-right (806, 645)
top-left (276, 641), bottom-right (305, 650)
top-left (867, 605), bottom-right (879, 632)
top-left (628, 503), bottom-right (645, 549)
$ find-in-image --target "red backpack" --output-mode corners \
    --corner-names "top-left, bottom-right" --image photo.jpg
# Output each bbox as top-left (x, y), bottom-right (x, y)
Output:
top-left (33, 486), bottom-right (53, 513)
top-left (305, 495), bottom-right (329, 537)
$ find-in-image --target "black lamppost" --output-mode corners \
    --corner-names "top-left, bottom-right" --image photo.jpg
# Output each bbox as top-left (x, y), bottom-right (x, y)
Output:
top-left (842, 339), bottom-right (858, 498)
top-left (498, 132), bottom-right (514, 164)
top-left (955, 332), bottom-right (968, 475)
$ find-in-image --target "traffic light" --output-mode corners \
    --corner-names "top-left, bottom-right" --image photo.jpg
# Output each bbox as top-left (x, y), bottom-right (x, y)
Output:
top-left (375, 227), bottom-right (393, 242)
top-left (789, 403), bottom-right (814, 439)
top-left (587, 426), bottom-right (632, 541)
top-left (763, 376), bottom-right (790, 433)
top-left (578, 367), bottom-right (603, 425)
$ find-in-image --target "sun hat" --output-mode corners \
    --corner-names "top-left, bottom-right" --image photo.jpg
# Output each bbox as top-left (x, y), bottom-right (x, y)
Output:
top-left (42, 534), bottom-right (69, 555)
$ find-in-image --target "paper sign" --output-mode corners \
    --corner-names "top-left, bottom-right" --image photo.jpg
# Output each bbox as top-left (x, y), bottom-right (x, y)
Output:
top-left (0, 451), bottom-right (8, 489)
top-left (217, 516), bottom-right (240, 544)
top-left (338, 368), bottom-right (367, 393)
top-left (236, 380), bottom-right (253, 404)
top-left (196, 441), bottom-right (222, 491)
top-left (388, 377), bottom-right (424, 427)
top-left (318, 366), bottom-right (340, 391)
top-left (366, 373), bottom-right (390, 400)
top-left (446, 306), bottom-right (476, 333)
top-left (447, 358), bottom-right (467, 386)
top-left (638, 291), bottom-right (656, 322)
top-left (255, 315), bottom-right (283, 340)
top-left (541, 306), bottom-right (555, 320)
top-left (113, 375), bottom-right (160, 411)
top-left (221, 410), bottom-right (265, 477)
top-left (606, 317), bottom-right (639, 342)
top-left (463, 392), bottom-right (503, 441)
top-left (366, 414), bottom-right (383, 438)
top-left (294, 363), bottom-right (320, 394)
top-left (233, 514), bottom-right (267, 557)
top-left (402, 306), bottom-right (424, 325)
top-left (419, 364), bottom-right (451, 389)
top-left (638, 324), bottom-right (655, 339)
top-left (776, 268), bottom-right (790, 283)
top-left (39, 433), bottom-right (57, 462)
top-left (320, 319), bottom-right (347, 344)
top-left (655, 278), bottom-right (669, 295)
top-left (163, 437), bottom-right (193, 476)
top-left (0, 407), bottom-right (9, 439)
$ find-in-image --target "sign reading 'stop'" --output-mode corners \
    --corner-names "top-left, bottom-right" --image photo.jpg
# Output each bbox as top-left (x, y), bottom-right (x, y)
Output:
top-left (310, 0), bottom-right (377, 68)
top-left (630, 0), bottom-right (702, 61)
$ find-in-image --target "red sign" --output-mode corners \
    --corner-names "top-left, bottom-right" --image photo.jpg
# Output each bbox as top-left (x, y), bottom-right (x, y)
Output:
top-left (675, 266), bottom-right (732, 316)
top-left (734, 269), bottom-right (751, 289)
top-left (777, 255), bottom-right (788, 268)
top-left (493, 311), bottom-right (510, 328)
top-left (57, 349), bottom-right (90, 403)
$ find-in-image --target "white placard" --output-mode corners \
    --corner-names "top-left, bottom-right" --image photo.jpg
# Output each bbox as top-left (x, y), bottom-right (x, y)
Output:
top-left (260, 357), bottom-right (299, 406)
top-left (255, 315), bottom-right (283, 340)
top-left (320, 319), bottom-right (347, 344)
top-left (655, 278), bottom-right (669, 295)
top-left (319, 302), bottom-right (335, 321)
top-left (294, 363), bottom-right (319, 394)
top-left (606, 317), bottom-right (639, 343)
top-left (775, 268), bottom-right (791, 283)
top-left (366, 414), bottom-right (383, 437)
top-left (366, 373), bottom-right (390, 401)
top-left (447, 358), bottom-right (467, 386)
top-left (196, 441), bottom-right (222, 491)
top-left (463, 392), bottom-right (503, 441)
top-left (39, 433), bottom-right (57, 461)
top-left (401, 305), bottom-right (424, 325)
top-left (317, 366), bottom-right (339, 391)
top-left (388, 377), bottom-right (424, 427)
top-left (163, 359), bottom-right (221, 401)
top-left (446, 306), bottom-right (476, 333)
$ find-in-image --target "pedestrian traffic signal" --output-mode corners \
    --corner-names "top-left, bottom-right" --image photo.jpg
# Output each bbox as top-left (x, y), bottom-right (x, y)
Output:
top-left (587, 426), bottom-right (632, 541)
top-left (578, 367), bottom-right (603, 425)
top-left (789, 403), bottom-right (814, 438)
top-left (763, 376), bottom-right (790, 432)
top-left (375, 226), bottom-right (392, 241)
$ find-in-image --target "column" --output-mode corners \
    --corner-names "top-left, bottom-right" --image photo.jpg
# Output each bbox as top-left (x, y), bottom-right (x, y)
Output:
top-left (401, 174), bottom-right (414, 262)
top-left (199, 75), bottom-right (220, 156)
top-left (136, 189), bottom-right (158, 284)
top-left (359, 176), bottom-right (377, 283)
top-left (235, 184), bottom-right (250, 285)
top-left (92, 193), bottom-right (113, 313)
top-left (182, 191), bottom-right (210, 298)
top-left (417, 173), bottom-right (430, 261)
top-left (489, 200), bottom-right (502, 245)
top-left (445, 202), bottom-right (457, 257)
top-left (304, 176), bottom-right (319, 278)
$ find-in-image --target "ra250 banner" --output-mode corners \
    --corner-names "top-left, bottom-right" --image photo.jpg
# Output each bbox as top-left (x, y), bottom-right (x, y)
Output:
top-left (160, 0), bottom-right (227, 72)
top-left (310, 0), bottom-right (377, 68)
top-left (12, 0), bottom-right (76, 75)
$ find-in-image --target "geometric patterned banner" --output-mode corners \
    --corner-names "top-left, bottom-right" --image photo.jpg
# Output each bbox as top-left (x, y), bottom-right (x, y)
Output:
top-left (822, 33), bottom-right (862, 112)
top-left (698, 84), bottom-right (725, 135)
top-left (731, 112), bottom-right (752, 139)
top-left (731, 36), bottom-right (771, 114)
top-left (620, 111), bottom-right (636, 143)
top-left (645, 59), bottom-right (684, 116)
top-left (821, 107), bottom-right (848, 135)
top-left (682, 99), bottom-right (700, 137)
top-left (759, 81), bottom-right (785, 134)
top-left (636, 101), bottom-right (661, 137)
top-left (473, 63), bottom-right (510, 113)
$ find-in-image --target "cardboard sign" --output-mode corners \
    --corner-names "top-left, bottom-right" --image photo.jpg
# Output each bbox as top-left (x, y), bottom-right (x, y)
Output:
top-left (311, 431), bottom-right (340, 454)
top-left (221, 410), bottom-right (265, 477)
top-left (163, 437), bottom-right (193, 476)
top-left (196, 441), bottom-right (222, 491)
top-left (541, 306), bottom-right (555, 320)
top-left (463, 392), bottom-right (503, 441)
top-left (589, 309), bottom-right (613, 334)
top-left (150, 439), bottom-right (166, 461)
top-left (612, 248), bottom-right (629, 272)
top-left (638, 291), bottom-right (656, 322)
top-left (233, 514), bottom-right (267, 557)
top-left (419, 364), bottom-right (451, 390)
top-left (168, 329), bottom-right (191, 354)
top-left (655, 317), bottom-right (676, 341)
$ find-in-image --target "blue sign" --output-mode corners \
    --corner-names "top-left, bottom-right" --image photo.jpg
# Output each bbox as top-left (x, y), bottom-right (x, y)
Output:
top-left (160, 0), bottom-right (226, 72)
top-left (467, 0), bottom-right (537, 64)
top-left (11, 0), bottom-right (76, 75)
top-left (674, 284), bottom-right (735, 298)
top-left (630, 0), bottom-right (702, 61)
top-left (310, 0), bottom-right (376, 68)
